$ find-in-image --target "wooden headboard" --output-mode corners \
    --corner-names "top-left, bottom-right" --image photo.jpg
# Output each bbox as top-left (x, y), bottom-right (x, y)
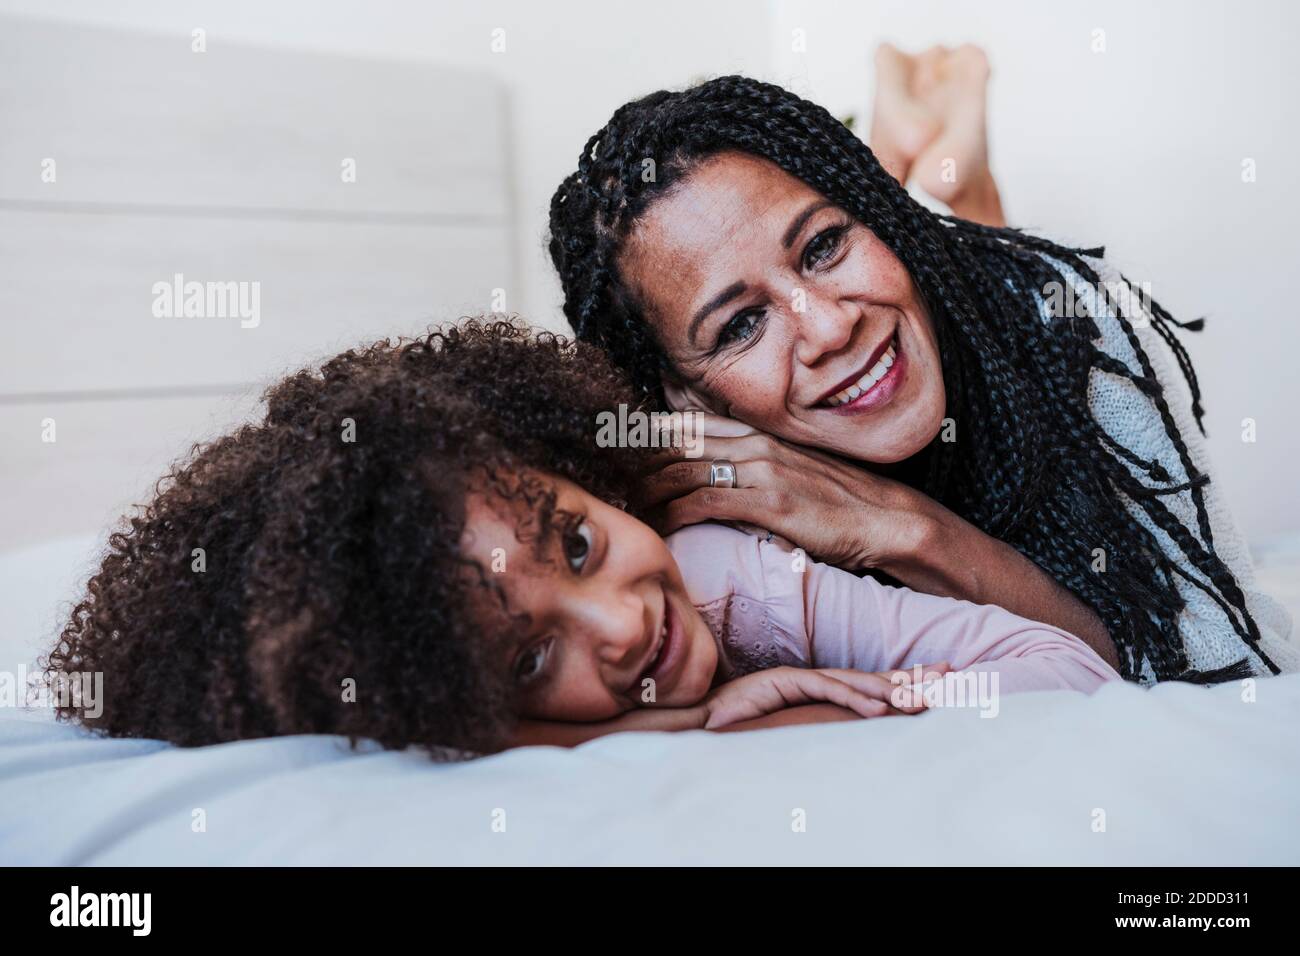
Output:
top-left (0, 15), bottom-right (517, 548)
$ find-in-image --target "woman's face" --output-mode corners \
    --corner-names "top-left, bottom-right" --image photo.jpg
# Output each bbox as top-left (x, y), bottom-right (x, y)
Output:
top-left (460, 474), bottom-right (721, 722)
top-left (619, 151), bottom-right (946, 464)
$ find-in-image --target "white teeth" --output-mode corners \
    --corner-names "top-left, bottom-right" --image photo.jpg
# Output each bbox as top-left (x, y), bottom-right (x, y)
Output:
top-left (824, 341), bottom-right (898, 407)
top-left (645, 638), bottom-right (664, 676)
top-left (647, 622), bottom-right (666, 673)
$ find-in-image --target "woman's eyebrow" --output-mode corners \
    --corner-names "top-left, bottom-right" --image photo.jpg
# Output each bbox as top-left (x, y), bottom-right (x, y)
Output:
top-left (688, 280), bottom-right (746, 345)
top-left (783, 199), bottom-right (833, 248)
top-left (685, 200), bottom-right (833, 345)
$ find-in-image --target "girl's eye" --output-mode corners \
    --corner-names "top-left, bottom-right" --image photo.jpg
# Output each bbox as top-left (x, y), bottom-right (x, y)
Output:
top-left (514, 638), bottom-right (552, 686)
top-left (802, 226), bottom-right (846, 270)
top-left (562, 520), bottom-right (593, 573)
top-left (718, 309), bottom-right (764, 348)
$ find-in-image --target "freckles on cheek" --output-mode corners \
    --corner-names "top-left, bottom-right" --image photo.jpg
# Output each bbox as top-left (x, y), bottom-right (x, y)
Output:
top-left (701, 351), bottom-right (786, 421)
top-left (876, 254), bottom-right (918, 303)
top-left (691, 354), bottom-right (750, 416)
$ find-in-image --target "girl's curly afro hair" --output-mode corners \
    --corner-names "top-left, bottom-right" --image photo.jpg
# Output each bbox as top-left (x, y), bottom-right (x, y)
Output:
top-left (43, 319), bottom-right (649, 753)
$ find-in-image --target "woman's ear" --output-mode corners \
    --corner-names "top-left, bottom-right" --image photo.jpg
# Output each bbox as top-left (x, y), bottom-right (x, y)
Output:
top-left (662, 377), bottom-right (719, 414)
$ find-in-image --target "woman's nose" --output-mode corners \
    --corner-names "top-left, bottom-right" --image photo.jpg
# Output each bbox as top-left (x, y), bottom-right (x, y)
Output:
top-left (793, 294), bottom-right (858, 366)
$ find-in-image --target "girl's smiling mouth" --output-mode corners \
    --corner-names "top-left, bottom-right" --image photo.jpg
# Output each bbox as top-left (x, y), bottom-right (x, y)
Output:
top-left (634, 596), bottom-right (685, 696)
top-left (814, 333), bottom-right (906, 415)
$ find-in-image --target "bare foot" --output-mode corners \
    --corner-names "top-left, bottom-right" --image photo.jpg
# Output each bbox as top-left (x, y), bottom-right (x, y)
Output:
top-left (908, 44), bottom-right (1006, 226)
top-left (869, 43), bottom-right (941, 184)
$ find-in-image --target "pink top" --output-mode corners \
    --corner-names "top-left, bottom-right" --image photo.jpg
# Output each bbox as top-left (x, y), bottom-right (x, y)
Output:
top-left (666, 523), bottom-right (1119, 695)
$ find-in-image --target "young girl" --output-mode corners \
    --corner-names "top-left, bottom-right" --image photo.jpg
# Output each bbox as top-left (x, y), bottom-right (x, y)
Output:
top-left (44, 321), bottom-right (1116, 755)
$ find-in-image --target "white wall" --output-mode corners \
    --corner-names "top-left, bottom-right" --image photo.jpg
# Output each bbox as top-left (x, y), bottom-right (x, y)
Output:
top-left (2, 0), bottom-right (1294, 543)
top-left (0, 12), bottom-right (519, 548)
top-left (0, 0), bottom-right (773, 328)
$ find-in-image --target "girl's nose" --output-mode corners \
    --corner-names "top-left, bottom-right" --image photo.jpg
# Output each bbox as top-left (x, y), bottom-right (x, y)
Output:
top-left (584, 592), bottom-right (649, 670)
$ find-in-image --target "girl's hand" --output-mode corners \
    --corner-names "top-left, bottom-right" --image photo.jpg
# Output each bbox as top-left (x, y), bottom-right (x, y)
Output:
top-left (638, 412), bottom-right (943, 572)
top-left (702, 663), bottom-right (951, 730)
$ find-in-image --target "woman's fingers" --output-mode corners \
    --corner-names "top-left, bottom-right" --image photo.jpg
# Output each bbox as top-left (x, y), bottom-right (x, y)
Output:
top-left (639, 457), bottom-right (778, 509)
top-left (639, 430), bottom-right (772, 474)
top-left (637, 441), bottom-right (781, 509)
top-left (636, 460), bottom-right (716, 508)
top-left (685, 411), bottom-right (761, 438)
top-left (641, 410), bottom-right (758, 462)
top-left (649, 486), bottom-right (784, 537)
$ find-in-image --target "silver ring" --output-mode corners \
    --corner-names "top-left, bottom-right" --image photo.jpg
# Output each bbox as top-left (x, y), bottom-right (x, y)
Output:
top-left (708, 458), bottom-right (737, 489)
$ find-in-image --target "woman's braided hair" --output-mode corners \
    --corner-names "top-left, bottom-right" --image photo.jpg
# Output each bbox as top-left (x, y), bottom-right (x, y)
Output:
top-left (547, 75), bottom-right (1274, 682)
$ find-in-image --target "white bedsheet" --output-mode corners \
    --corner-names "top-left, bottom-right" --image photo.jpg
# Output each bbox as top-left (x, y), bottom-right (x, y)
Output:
top-left (2, 674), bottom-right (1298, 866)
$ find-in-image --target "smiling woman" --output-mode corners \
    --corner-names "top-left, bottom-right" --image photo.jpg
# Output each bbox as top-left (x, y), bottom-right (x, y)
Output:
top-left (620, 151), bottom-right (947, 465)
top-left (546, 74), bottom-right (1297, 684)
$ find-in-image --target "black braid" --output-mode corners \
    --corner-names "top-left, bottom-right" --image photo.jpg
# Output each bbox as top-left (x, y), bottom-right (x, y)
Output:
top-left (546, 75), bottom-right (1276, 683)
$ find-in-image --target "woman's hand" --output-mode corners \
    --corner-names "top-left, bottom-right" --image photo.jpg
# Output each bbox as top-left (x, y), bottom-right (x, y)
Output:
top-left (640, 412), bottom-right (1121, 669)
top-left (639, 412), bottom-right (942, 572)
top-left (701, 664), bottom-right (951, 730)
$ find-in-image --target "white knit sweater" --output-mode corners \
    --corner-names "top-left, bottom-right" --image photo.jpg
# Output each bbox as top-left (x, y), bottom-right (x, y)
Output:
top-left (1042, 254), bottom-right (1298, 680)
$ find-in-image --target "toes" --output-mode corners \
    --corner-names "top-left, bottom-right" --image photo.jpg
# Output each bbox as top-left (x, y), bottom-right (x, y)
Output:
top-left (913, 45), bottom-right (949, 93)
top-left (873, 42), bottom-right (903, 69)
top-left (950, 44), bottom-right (991, 82)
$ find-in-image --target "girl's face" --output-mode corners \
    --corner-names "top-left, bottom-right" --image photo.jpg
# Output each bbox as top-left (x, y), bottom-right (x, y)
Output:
top-left (460, 475), bottom-right (721, 722)
top-left (619, 151), bottom-right (947, 464)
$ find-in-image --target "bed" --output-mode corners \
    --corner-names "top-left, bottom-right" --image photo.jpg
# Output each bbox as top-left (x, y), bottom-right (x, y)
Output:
top-left (2, 13), bottom-right (1297, 867)
top-left (2, 533), bottom-right (1298, 866)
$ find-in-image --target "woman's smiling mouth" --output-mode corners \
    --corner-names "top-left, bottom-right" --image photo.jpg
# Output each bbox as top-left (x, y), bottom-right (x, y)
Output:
top-left (814, 333), bottom-right (907, 415)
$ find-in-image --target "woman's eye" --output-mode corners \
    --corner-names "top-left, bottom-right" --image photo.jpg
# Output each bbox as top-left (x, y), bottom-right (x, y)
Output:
top-left (562, 520), bottom-right (593, 572)
top-left (718, 309), bottom-right (764, 348)
top-left (802, 226), bottom-right (846, 270)
top-left (514, 639), bottom-right (552, 686)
